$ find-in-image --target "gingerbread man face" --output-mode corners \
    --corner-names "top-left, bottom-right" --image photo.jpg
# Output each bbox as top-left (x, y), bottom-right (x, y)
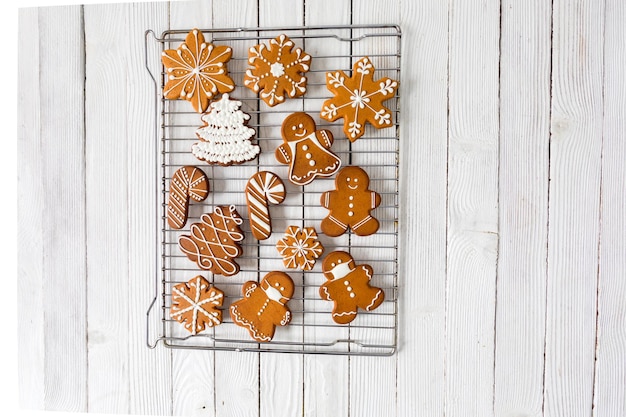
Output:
top-left (282, 112), bottom-right (316, 142)
top-left (263, 271), bottom-right (295, 303)
top-left (322, 251), bottom-right (356, 280)
top-left (320, 166), bottom-right (381, 237)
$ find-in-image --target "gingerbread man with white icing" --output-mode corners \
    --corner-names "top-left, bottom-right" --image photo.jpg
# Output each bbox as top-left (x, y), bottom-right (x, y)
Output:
top-left (230, 271), bottom-right (294, 342)
top-left (275, 112), bottom-right (341, 185)
top-left (319, 251), bottom-right (384, 324)
top-left (320, 166), bottom-right (381, 237)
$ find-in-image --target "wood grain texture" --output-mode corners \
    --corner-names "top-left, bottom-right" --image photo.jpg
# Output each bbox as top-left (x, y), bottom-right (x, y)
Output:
top-left (594, 0), bottom-right (626, 415)
top-left (38, 5), bottom-right (88, 412)
top-left (17, 6), bottom-right (45, 410)
top-left (396, 1), bottom-right (448, 416)
top-left (544, 1), bottom-right (604, 416)
top-left (446, 0), bottom-right (500, 416)
top-left (494, 1), bottom-right (551, 416)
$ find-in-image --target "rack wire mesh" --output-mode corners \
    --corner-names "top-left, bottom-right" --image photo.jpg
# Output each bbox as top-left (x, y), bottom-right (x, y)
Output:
top-left (145, 24), bottom-right (401, 356)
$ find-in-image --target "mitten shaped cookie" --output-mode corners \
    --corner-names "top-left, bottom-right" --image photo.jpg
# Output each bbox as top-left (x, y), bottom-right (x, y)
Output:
top-left (320, 166), bottom-right (381, 237)
top-left (319, 251), bottom-right (384, 324)
top-left (230, 271), bottom-right (295, 342)
top-left (275, 112), bottom-right (341, 186)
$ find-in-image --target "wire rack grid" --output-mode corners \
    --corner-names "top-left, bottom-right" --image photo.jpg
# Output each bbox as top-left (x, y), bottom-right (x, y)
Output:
top-left (145, 24), bottom-right (401, 356)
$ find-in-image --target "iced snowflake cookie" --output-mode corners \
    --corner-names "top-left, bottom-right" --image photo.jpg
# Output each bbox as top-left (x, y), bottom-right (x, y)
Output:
top-left (230, 271), bottom-right (294, 342)
top-left (320, 251), bottom-right (384, 324)
top-left (244, 34), bottom-right (311, 106)
top-left (276, 225), bottom-right (324, 271)
top-left (161, 28), bottom-right (235, 113)
top-left (321, 56), bottom-right (399, 142)
top-left (193, 94), bottom-right (260, 166)
top-left (170, 275), bottom-right (224, 334)
top-left (167, 166), bottom-right (210, 229)
top-left (178, 205), bottom-right (245, 276)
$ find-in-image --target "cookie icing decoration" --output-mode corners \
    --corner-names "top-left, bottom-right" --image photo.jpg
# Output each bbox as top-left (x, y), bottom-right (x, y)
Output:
top-left (178, 205), bottom-right (245, 276)
top-left (321, 56), bottom-right (398, 142)
top-left (319, 251), bottom-right (384, 324)
top-left (275, 112), bottom-right (341, 185)
top-left (170, 275), bottom-right (224, 334)
top-left (193, 93), bottom-right (260, 166)
top-left (320, 166), bottom-right (381, 237)
top-left (167, 166), bottom-right (210, 229)
top-left (245, 171), bottom-right (286, 240)
top-left (230, 271), bottom-right (295, 342)
top-left (161, 28), bottom-right (235, 113)
top-left (244, 34), bottom-right (311, 106)
top-left (276, 225), bottom-right (324, 271)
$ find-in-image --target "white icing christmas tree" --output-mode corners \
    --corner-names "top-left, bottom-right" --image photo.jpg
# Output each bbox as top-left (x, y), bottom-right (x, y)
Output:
top-left (193, 93), bottom-right (260, 165)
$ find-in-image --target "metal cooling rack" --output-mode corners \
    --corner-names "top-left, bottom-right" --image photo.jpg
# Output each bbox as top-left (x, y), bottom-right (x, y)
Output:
top-left (145, 25), bottom-right (401, 356)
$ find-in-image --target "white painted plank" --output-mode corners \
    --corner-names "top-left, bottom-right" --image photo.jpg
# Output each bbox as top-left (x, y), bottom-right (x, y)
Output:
top-left (494, 1), bottom-right (551, 416)
top-left (593, 0), bottom-right (626, 415)
top-left (446, 0), bottom-right (500, 416)
top-left (38, 5), bottom-right (89, 412)
top-left (544, 1), bottom-right (604, 416)
top-left (17, 6), bottom-right (45, 410)
top-left (84, 3), bottom-right (132, 413)
top-left (396, 0), bottom-right (447, 416)
top-left (125, 2), bottom-right (172, 415)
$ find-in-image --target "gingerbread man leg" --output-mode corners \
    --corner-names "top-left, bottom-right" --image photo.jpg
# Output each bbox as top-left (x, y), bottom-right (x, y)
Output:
top-left (350, 215), bottom-right (380, 236)
top-left (332, 308), bottom-right (358, 324)
top-left (320, 214), bottom-right (349, 237)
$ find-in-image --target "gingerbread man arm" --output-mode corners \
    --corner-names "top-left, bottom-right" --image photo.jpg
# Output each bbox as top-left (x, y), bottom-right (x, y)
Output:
top-left (242, 281), bottom-right (258, 297)
top-left (361, 265), bottom-right (374, 282)
top-left (275, 143), bottom-right (291, 164)
top-left (370, 191), bottom-right (381, 209)
top-left (316, 129), bottom-right (334, 148)
top-left (319, 282), bottom-right (332, 301)
top-left (320, 190), bottom-right (335, 209)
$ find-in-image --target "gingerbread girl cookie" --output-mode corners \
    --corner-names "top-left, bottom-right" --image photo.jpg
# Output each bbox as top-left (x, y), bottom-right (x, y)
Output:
top-left (319, 251), bottom-right (384, 324)
top-left (230, 271), bottom-right (295, 342)
top-left (275, 112), bottom-right (341, 185)
top-left (170, 275), bottom-right (224, 334)
top-left (320, 166), bottom-right (381, 237)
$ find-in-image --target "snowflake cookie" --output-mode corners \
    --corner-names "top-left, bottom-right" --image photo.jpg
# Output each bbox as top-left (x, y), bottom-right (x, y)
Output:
top-left (161, 28), bottom-right (235, 113)
top-left (170, 275), bottom-right (224, 334)
top-left (244, 34), bottom-right (311, 106)
top-left (320, 56), bottom-right (399, 142)
top-left (276, 225), bottom-right (324, 271)
top-left (193, 93), bottom-right (260, 166)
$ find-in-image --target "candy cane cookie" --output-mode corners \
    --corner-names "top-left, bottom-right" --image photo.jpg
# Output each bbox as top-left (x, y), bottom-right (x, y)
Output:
top-left (167, 166), bottom-right (210, 229)
top-left (245, 171), bottom-right (286, 240)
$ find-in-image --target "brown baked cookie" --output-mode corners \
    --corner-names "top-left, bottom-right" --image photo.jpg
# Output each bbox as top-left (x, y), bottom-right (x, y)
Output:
top-left (170, 275), bottom-right (224, 334)
top-left (178, 205), bottom-right (245, 276)
top-left (230, 271), bottom-right (295, 342)
top-left (319, 251), bottom-right (384, 324)
top-left (276, 225), bottom-right (324, 271)
top-left (275, 112), bottom-right (341, 185)
top-left (320, 166), bottom-right (381, 237)
top-left (320, 56), bottom-right (398, 142)
top-left (167, 166), bottom-right (210, 229)
top-left (161, 28), bottom-right (235, 113)
top-left (245, 171), bottom-right (286, 240)
top-left (244, 34), bottom-right (311, 106)
top-left (193, 93), bottom-right (260, 166)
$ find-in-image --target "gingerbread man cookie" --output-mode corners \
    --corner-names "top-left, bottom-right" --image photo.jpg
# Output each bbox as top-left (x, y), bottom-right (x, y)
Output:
top-left (319, 251), bottom-right (384, 324)
top-left (230, 271), bottom-right (295, 342)
top-left (320, 166), bottom-right (381, 237)
top-left (275, 112), bottom-right (341, 185)
top-left (170, 275), bottom-right (224, 334)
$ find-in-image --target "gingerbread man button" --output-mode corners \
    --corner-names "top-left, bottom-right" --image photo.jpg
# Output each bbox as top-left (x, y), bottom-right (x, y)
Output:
top-left (319, 251), bottom-right (384, 324)
top-left (275, 112), bottom-right (341, 185)
top-left (320, 166), bottom-right (381, 237)
top-left (230, 271), bottom-right (294, 342)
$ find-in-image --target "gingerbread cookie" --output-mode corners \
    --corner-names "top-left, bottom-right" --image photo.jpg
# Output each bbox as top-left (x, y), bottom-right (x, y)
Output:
top-left (161, 28), bottom-right (234, 113)
top-left (245, 171), bottom-right (286, 240)
top-left (230, 271), bottom-right (294, 342)
top-left (275, 112), bottom-right (341, 185)
top-left (320, 166), bottom-right (381, 237)
top-left (244, 34), bottom-right (311, 106)
top-left (178, 205), bottom-right (245, 276)
top-left (193, 93), bottom-right (260, 166)
top-left (167, 166), bottom-right (210, 229)
top-left (276, 225), bottom-right (324, 271)
top-left (320, 56), bottom-right (398, 142)
top-left (319, 251), bottom-right (384, 324)
top-left (170, 275), bottom-right (224, 334)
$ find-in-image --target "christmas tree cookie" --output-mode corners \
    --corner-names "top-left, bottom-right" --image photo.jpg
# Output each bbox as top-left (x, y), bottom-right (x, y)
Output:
top-left (193, 93), bottom-right (261, 166)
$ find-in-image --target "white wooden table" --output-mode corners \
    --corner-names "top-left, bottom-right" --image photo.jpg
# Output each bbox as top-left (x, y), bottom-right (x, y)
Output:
top-left (16, 0), bottom-right (625, 416)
